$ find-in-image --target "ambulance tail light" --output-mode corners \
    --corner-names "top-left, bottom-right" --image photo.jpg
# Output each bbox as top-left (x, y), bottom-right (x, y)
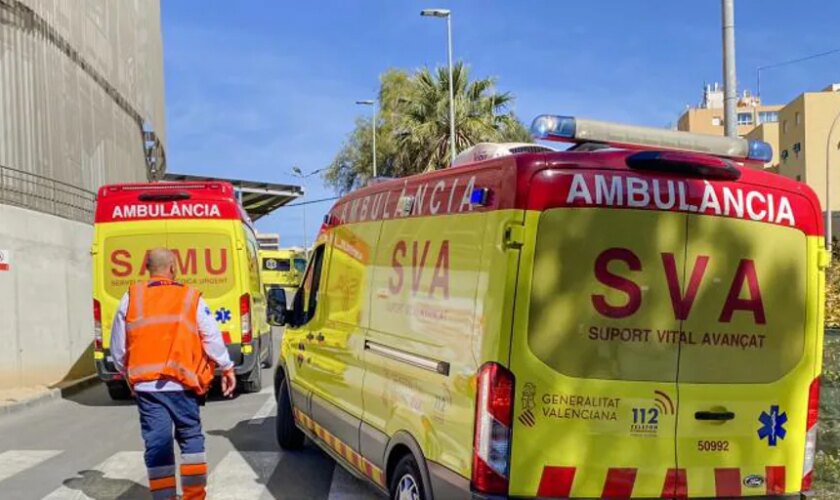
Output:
top-left (240, 294), bottom-right (252, 344)
top-left (802, 376), bottom-right (821, 492)
top-left (472, 362), bottom-right (514, 496)
top-left (530, 114), bottom-right (773, 163)
top-left (93, 299), bottom-right (103, 351)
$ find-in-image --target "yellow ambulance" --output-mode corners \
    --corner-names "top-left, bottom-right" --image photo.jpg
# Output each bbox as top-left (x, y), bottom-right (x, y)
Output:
top-left (92, 181), bottom-right (272, 399)
top-left (260, 247), bottom-right (307, 301)
top-left (268, 116), bottom-right (826, 499)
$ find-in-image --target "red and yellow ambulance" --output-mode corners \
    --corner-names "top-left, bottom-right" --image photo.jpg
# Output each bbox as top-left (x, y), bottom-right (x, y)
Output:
top-left (92, 182), bottom-right (272, 399)
top-left (270, 115), bottom-right (826, 499)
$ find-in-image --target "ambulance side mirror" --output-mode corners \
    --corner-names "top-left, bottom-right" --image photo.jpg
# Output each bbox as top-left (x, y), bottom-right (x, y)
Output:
top-left (267, 287), bottom-right (287, 326)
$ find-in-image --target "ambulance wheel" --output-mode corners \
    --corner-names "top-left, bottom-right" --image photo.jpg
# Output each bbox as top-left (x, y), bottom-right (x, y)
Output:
top-left (275, 377), bottom-right (304, 450)
top-left (390, 454), bottom-right (425, 500)
top-left (261, 332), bottom-right (274, 369)
top-left (106, 381), bottom-right (131, 400)
top-left (240, 364), bottom-right (263, 393)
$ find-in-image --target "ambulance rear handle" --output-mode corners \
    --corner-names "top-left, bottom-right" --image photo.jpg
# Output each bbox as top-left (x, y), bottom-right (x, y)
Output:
top-left (694, 410), bottom-right (735, 421)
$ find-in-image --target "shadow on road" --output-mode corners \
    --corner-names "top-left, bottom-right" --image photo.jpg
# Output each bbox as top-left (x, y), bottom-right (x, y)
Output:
top-left (59, 469), bottom-right (147, 500)
top-left (64, 378), bottom-right (245, 408)
top-left (63, 383), bottom-right (135, 408)
top-left (207, 416), bottom-right (354, 499)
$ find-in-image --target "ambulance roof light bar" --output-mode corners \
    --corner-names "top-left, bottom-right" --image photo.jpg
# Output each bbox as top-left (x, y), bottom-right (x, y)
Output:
top-left (530, 114), bottom-right (773, 163)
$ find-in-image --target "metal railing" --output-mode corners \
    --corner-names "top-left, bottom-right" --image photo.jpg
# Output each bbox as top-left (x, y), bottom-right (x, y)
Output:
top-left (0, 164), bottom-right (96, 223)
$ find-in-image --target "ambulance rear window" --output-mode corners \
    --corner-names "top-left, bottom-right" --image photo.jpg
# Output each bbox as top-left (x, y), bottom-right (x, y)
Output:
top-left (263, 258), bottom-right (291, 272)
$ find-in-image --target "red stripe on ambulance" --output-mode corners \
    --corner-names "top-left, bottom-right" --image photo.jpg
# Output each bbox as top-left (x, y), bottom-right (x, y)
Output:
top-left (601, 468), bottom-right (637, 498)
top-left (766, 465), bottom-right (786, 494)
top-left (661, 468), bottom-right (687, 498)
top-left (714, 468), bottom-right (741, 497)
top-left (531, 170), bottom-right (822, 236)
top-left (536, 466), bottom-right (576, 498)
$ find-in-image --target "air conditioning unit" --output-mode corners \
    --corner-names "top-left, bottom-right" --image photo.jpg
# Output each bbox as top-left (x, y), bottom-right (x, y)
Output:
top-left (452, 143), bottom-right (556, 167)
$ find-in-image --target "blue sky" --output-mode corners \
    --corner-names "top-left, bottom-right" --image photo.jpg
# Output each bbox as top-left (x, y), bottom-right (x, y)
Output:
top-left (161, 0), bottom-right (840, 246)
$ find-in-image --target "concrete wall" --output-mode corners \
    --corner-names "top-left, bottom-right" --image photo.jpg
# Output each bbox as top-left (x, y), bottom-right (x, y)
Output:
top-left (0, 0), bottom-right (166, 188)
top-left (0, 204), bottom-right (94, 390)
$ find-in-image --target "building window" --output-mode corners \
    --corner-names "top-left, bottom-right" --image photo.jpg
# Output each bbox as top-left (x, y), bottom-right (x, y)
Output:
top-left (795, 112), bottom-right (801, 126)
top-left (793, 142), bottom-right (801, 159)
top-left (758, 111), bottom-right (779, 124)
top-left (711, 117), bottom-right (722, 126)
top-left (737, 112), bottom-right (754, 125)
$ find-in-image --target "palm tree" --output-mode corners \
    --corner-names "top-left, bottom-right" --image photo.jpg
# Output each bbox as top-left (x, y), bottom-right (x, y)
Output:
top-left (324, 64), bottom-right (531, 193)
top-left (393, 62), bottom-right (527, 171)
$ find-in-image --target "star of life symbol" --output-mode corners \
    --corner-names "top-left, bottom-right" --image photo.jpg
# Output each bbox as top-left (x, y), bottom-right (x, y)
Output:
top-left (757, 405), bottom-right (787, 446)
top-left (215, 307), bottom-right (231, 324)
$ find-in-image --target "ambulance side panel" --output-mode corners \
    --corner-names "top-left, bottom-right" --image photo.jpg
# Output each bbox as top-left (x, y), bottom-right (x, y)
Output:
top-left (357, 161), bottom-right (519, 491)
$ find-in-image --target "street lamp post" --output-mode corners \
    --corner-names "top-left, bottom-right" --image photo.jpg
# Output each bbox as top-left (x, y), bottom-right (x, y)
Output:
top-left (290, 166), bottom-right (322, 255)
top-left (721, 0), bottom-right (738, 138)
top-left (421, 8), bottom-right (456, 166)
top-left (356, 100), bottom-right (377, 178)
top-left (826, 112), bottom-right (840, 251)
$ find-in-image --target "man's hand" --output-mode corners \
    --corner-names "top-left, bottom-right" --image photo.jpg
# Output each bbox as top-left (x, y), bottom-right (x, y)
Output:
top-left (221, 368), bottom-right (236, 397)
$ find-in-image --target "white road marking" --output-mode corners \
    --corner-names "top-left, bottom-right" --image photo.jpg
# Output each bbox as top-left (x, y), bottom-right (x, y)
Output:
top-left (205, 451), bottom-right (281, 499)
top-left (248, 396), bottom-right (276, 425)
top-left (42, 451), bottom-right (146, 499)
top-left (0, 450), bottom-right (62, 483)
top-left (328, 464), bottom-right (377, 499)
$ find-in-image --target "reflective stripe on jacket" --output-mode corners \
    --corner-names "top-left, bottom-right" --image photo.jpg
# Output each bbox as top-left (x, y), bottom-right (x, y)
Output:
top-left (125, 279), bottom-right (216, 395)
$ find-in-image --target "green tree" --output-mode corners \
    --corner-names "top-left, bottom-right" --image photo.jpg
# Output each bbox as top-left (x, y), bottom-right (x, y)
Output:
top-left (324, 63), bottom-right (532, 194)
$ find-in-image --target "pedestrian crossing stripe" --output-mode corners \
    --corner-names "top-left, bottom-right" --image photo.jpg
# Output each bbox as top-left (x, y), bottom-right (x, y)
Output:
top-left (293, 408), bottom-right (386, 488)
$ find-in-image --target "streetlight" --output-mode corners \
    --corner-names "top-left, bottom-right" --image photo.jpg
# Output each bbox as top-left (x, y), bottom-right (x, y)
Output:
top-left (290, 166), bottom-right (322, 255)
top-left (826, 112), bottom-right (840, 251)
top-left (421, 8), bottom-right (456, 166)
top-left (356, 99), bottom-right (377, 178)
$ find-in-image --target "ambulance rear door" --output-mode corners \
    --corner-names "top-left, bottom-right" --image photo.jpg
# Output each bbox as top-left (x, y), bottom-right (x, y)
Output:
top-left (508, 168), bottom-right (685, 498)
top-left (100, 224), bottom-right (168, 350)
top-left (165, 221), bottom-right (239, 346)
top-left (675, 181), bottom-right (822, 497)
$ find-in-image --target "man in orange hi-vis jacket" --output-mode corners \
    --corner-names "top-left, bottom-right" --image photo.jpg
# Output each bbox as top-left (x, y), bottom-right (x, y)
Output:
top-left (110, 248), bottom-right (237, 500)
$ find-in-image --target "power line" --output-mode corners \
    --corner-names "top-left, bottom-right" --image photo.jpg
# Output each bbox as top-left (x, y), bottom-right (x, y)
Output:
top-left (278, 195), bottom-right (340, 208)
top-left (757, 48), bottom-right (840, 72)
top-left (757, 48), bottom-right (840, 97)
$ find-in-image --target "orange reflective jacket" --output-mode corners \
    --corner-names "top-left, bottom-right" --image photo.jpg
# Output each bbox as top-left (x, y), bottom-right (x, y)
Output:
top-left (125, 277), bottom-right (215, 394)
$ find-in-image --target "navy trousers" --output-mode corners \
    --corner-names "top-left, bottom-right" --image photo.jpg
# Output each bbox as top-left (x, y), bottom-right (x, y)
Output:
top-left (136, 391), bottom-right (207, 499)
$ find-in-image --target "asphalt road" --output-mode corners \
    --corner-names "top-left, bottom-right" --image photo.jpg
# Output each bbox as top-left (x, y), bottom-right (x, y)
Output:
top-left (0, 353), bottom-right (381, 499)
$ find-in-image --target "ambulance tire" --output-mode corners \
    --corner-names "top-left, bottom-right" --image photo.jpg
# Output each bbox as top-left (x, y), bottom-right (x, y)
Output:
top-left (389, 454), bottom-right (426, 500)
top-left (240, 364), bottom-right (263, 393)
top-left (106, 381), bottom-right (132, 400)
top-left (275, 377), bottom-right (304, 450)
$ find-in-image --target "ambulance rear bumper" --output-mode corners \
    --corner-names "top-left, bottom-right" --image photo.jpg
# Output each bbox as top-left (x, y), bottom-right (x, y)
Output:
top-left (95, 344), bottom-right (258, 380)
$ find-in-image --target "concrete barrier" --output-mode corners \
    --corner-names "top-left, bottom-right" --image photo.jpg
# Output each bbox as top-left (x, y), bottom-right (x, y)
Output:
top-left (0, 204), bottom-right (94, 390)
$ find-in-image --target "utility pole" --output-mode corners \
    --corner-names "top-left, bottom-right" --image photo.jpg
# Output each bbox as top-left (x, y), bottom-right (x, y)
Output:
top-left (722, 0), bottom-right (738, 137)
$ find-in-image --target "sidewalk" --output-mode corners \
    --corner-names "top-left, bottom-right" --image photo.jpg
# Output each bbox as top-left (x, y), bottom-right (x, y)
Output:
top-left (0, 375), bottom-right (100, 418)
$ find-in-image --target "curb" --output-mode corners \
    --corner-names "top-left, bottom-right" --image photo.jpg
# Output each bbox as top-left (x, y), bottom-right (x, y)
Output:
top-left (0, 375), bottom-right (101, 419)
